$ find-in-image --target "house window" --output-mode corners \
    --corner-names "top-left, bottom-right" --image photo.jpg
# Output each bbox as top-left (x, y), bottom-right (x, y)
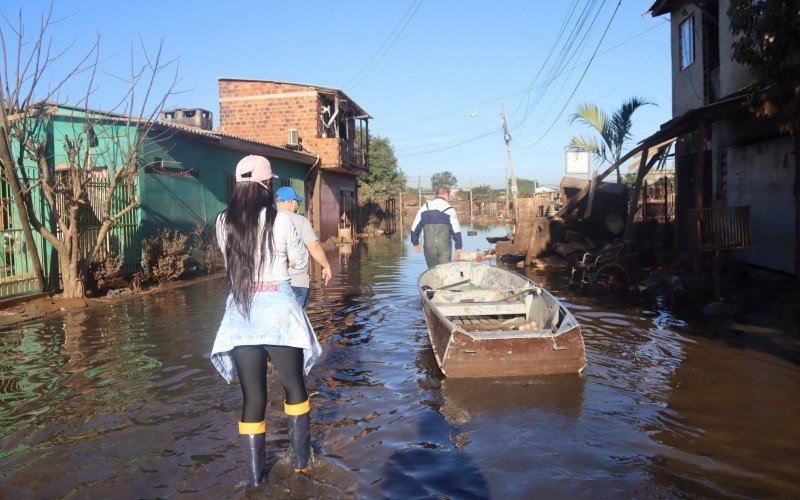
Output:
top-left (145, 157), bottom-right (197, 177)
top-left (679, 15), bottom-right (695, 69)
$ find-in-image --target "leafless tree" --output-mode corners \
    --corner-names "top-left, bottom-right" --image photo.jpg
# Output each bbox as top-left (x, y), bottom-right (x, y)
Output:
top-left (0, 3), bottom-right (179, 298)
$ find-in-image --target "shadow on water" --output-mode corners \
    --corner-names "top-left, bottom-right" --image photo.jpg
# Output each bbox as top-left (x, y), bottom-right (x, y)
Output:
top-left (0, 222), bottom-right (798, 497)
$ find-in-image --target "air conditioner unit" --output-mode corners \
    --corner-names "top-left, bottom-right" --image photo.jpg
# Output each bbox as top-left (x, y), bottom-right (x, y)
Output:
top-left (287, 129), bottom-right (299, 147)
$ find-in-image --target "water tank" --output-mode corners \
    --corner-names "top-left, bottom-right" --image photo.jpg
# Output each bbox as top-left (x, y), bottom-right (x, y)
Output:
top-left (160, 108), bottom-right (213, 130)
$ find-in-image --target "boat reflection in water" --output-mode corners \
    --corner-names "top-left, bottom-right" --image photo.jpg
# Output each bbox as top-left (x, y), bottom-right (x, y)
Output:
top-left (437, 374), bottom-right (586, 426)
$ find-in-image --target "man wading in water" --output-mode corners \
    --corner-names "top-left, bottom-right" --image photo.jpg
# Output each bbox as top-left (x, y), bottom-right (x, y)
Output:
top-left (411, 186), bottom-right (462, 268)
top-left (274, 185), bottom-right (332, 309)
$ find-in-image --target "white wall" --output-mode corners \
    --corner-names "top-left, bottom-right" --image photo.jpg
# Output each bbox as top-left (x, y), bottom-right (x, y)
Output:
top-left (718, 0), bottom-right (756, 97)
top-left (670, 5), bottom-right (705, 117)
top-left (727, 135), bottom-right (796, 274)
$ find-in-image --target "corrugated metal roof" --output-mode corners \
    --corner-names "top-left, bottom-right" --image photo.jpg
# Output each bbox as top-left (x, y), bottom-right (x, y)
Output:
top-left (45, 101), bottom-right (316, 165)
top-left (150, 121), bottom-right (317, 164)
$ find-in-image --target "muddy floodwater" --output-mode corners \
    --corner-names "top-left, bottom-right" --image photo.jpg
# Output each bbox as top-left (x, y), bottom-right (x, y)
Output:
top-left (1, 224), bottom-right (799, 498)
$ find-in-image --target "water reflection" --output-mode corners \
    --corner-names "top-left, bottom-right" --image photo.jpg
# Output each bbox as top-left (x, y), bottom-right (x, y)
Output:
top-left (0, 222), bottom-right (798, 497)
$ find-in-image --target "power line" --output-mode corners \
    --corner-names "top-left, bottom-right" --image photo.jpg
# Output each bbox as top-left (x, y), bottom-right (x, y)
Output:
top-left (396, 129), bottom-right (497, 158)
top-left (513, 0), bottom-right (605, 136)
top-left (516, 0), bottom-right (623, 148)
top-left (403, 141), bottom-right (502, 167)
top-left (513, 16), bottom-right (668, 135)
top-left (510, 0), bottom-right (581, 118)
top-left (350, 0), bottom-right (425, 90)
top-left (375, 91), bottom-right (525, 131)
top-left (346, 0), bottom-right (422, 87)
top-left (376, 18), bottom-right (666, 132)
top-left (598, 41), bottom-right (667, 100)
top-left (513, 5), bottom-right (663, 139)
top-left (391, 119), bottom-right (497, 146)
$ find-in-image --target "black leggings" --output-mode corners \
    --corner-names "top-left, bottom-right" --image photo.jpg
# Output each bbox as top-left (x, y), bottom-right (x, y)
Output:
top-left (231, 345), bottom-right (308, 423)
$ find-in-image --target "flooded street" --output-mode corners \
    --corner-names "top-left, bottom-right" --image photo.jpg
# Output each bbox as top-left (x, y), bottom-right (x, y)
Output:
top-left (1, 224), bottom-right (799, 498)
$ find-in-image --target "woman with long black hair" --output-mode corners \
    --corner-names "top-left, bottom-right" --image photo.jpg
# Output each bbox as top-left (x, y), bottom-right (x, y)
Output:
top-left (210, 155), bottom-right (322, 487)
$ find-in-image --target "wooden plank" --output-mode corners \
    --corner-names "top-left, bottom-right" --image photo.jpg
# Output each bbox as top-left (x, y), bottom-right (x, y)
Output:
top-left (584, 170), bottom-right (598, 219)
top-left (623, 146), bottom-right (669, 241)
top-left (438, 300), bottom-right (528, 317)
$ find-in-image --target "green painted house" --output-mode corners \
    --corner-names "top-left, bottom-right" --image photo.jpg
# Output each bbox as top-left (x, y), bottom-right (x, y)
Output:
top-left (0, 104), bottom-right (316, 298)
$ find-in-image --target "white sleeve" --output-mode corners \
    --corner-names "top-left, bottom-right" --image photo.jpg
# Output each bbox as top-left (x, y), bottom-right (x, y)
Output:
top-left (278, 213), bottom-right (309, 271)
top-left (448, 208), bottom-right (461, 234)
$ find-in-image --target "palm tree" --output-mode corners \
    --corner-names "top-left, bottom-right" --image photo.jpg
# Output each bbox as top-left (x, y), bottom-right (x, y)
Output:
top-left (568, 97), bottom-right (654, 183)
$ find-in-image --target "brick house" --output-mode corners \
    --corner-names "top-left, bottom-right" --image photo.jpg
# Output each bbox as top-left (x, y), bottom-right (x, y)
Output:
top-left (218, 79), bottom-right (372, 243)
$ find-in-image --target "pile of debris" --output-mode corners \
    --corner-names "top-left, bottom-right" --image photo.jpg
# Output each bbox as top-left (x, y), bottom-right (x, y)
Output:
top-left (496, 176), bottom-right (629, 266)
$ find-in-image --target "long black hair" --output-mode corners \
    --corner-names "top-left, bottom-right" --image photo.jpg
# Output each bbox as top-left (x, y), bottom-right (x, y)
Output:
top-left (220, 181), bottom-right (277, 318)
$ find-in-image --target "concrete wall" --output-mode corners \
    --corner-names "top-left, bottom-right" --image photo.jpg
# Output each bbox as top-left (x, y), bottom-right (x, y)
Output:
top-left (659, 3), bottom-right (798, 275)
top-left (726, 135), bottom-right (796, 274)
top-left (138, 133), bottom-right (310, 237)
top-left (668, 1), bottom-right (756, 115)
top-left (717, 0), bottom-right (756, 97)
top-left (670, 4), bottom-right (705, 117)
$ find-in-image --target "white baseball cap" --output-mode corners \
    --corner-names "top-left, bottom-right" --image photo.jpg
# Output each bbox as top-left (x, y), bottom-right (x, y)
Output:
top-left (235, 155), bottom-right (278, 189)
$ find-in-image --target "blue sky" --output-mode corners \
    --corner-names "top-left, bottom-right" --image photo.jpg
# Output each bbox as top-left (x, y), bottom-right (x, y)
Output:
top-left (6, 1), bottom-right (672, 188)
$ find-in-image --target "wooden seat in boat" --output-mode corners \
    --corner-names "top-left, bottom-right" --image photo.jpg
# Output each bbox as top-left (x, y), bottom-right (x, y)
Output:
top-left (436, 299), bottom-right (528, 317)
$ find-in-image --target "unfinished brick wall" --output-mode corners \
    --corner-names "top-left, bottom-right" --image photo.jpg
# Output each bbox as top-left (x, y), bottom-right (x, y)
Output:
top-left (218, 80), bottom-right (342, 166)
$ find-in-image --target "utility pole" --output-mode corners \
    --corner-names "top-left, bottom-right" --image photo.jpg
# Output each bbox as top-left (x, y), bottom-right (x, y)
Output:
top-left (469, 178), bottom-right (474, 219)
top-left (398, 187), bottom-right (403, 214)
top-left (418, 174), bottom-right (422, 206)
top-left (500, 102), bottom-right (518, 222)
top-left (505, 167), bottom-right (510, 216)
top-left (398, 168), bottom-right (403, 212)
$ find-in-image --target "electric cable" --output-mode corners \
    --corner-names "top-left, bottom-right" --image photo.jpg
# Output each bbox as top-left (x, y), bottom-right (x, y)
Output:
top-left (346, 0), bottom-right (422, 88)
top-left (378, 16), bottom-right (665, 132)
top-left (396, 129), bottom-right (497, 158)
top-left (513, 0), bottom-right (605, 136)
top-left (515, 0), bottom-right (623, 148)
top-left (350, 0), bottom-right (425, 90)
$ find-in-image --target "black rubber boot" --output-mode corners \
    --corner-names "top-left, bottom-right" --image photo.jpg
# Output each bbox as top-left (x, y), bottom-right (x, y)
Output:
top-left (287, 411), bottom-right (311, 472)
top-left (239, 422), bottom-right (266, 487)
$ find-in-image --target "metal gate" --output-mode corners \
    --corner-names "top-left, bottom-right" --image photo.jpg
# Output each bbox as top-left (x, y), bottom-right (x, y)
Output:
top-left (55, 178), bottom-right (140, 278)
top-left (0, 174), bottom-right (140, 299)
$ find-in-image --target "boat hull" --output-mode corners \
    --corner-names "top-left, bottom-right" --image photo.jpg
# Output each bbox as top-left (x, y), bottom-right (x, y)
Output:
top-left (419, 262), bottom-right (586, 378)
